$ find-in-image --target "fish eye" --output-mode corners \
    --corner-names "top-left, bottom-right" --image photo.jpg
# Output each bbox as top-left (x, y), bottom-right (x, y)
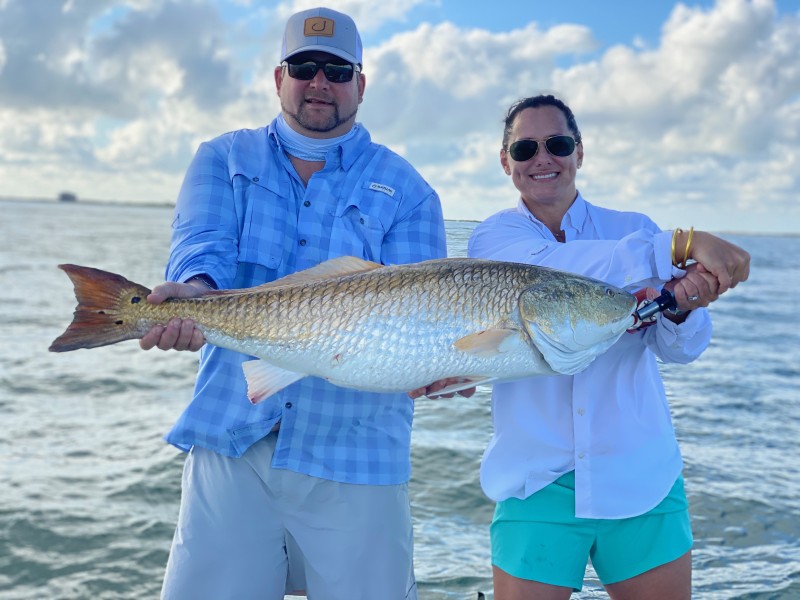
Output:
top-left (604, 287), bottom-right (615, 296)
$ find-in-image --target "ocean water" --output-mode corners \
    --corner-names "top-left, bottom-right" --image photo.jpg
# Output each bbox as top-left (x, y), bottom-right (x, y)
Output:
top-left (1, 198), bottom-right (798, 599)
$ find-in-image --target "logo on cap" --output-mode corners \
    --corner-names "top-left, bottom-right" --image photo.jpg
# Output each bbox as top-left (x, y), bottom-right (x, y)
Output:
top-left (304, 17), bottom-right (335, 37)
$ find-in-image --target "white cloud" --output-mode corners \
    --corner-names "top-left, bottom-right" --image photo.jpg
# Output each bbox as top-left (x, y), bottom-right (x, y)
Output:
top-left (0, 0), bottom-right (797, 234)
top-left (361, 0), bottom-right (799, 232)
top-left (542, 0), bottom-right (800, 231)
top-left (359, 19), bottom-right (597, 169)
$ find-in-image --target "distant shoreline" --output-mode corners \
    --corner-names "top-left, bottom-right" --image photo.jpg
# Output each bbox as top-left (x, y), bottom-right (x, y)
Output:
top-left (0, 196), bottom-right (175, 208)
top-left (1, 195), bottom-right (794, 236)
top-left (0, 195), bottom-right (174, 209)
top-left (0, 195), bottom-right (486, 225)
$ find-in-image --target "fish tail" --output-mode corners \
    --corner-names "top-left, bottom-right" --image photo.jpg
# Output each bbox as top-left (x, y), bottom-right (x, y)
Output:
top-left (49, 264), bottom-right (154, 352)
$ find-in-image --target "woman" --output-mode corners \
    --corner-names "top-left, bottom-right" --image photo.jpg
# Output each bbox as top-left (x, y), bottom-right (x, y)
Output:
top-left (467, 95), bottom-right (750, 599)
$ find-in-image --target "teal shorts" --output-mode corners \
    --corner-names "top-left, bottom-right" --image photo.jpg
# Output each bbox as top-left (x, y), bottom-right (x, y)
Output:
top-left (491, 471), bottom-right (692, 591)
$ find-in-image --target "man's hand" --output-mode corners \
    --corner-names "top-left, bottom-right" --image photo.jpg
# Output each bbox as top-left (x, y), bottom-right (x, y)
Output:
top-left (408, 378), bottom-right (478, 400)
top-left (139, 281), bottom-right (207, 352)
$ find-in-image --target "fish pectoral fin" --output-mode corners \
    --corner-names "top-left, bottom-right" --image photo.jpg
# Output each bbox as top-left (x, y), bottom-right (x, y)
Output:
top-left (428, 376), bottom-right (498, 398)
top-left (453, 328), bottom-right (521, 357)
top-left (241, 360), bottom-right (306, 405)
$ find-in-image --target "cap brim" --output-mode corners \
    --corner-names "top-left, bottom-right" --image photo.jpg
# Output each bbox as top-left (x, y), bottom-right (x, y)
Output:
top-left (282, 45), bottom-right (361, 66)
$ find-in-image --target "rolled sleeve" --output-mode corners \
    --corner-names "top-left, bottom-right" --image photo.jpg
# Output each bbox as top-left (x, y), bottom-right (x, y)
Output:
top-left (166, 141), bottom-right (241, 288)
top-left (644, 308), bottom-right (712, 363)
top-left (469, 208), bottom-right (675, 291)
top-left (467, 209), bottom-right (549, 263)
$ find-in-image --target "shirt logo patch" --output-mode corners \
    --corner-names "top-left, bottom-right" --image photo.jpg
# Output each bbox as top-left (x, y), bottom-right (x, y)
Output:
top-left (368, 182), bottom-right (395, 197)
top-left (304, 17), bottom-right (335, 37)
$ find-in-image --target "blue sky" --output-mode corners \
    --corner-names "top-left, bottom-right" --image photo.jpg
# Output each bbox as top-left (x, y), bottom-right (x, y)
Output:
top-left (0, 0), bottom-right (798, 233)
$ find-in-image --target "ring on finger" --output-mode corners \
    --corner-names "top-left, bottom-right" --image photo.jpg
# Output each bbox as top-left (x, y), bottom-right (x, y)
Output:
top-left (688, 295), bottom-right (699, 301)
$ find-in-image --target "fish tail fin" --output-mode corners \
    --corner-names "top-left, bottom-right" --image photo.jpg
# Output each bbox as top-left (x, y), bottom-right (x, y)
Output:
top-left (49, 264), bottom-right (153, 352)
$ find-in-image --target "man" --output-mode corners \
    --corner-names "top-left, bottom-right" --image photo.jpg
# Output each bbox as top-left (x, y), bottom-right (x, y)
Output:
top-left (141, 7), bottom-right (447, 599)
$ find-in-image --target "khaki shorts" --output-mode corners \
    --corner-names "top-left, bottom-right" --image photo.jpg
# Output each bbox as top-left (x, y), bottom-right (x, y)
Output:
top-left (161, 433), bottom-right (417, 600)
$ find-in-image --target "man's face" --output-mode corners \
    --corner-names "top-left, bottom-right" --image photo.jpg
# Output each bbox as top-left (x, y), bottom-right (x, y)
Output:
top-left (275, 51), bottom-right (365, 139)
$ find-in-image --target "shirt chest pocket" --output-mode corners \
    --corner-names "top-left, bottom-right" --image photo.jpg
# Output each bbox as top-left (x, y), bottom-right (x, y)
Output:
top-left (327, 184), bottom-right (400, 262)
top-left (235, 177), bottom-right (294, 285)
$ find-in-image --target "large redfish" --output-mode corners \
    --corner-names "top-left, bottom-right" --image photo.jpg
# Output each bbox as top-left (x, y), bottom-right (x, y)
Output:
top-left (49, 257), bottom-right (637, 401)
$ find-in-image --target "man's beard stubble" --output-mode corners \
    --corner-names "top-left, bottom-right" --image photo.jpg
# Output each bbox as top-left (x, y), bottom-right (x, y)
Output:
top-left (281, 100), bottom-right (358, 133)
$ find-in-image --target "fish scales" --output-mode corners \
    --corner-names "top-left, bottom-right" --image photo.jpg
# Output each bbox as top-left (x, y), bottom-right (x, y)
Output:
top-left (217, 261), bottom-right (546, 390)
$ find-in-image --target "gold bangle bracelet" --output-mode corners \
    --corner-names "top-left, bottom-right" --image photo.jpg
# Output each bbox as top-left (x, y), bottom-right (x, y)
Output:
top-left (671, 228), bottom-right (683, 267)
top-left (682, 226), bottom-right (695, 267)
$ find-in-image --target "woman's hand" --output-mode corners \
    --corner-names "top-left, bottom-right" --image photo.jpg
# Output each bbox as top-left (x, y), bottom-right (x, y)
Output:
top-left (663, 263), bottom-right (720, 321)
top-left (679, 230), bottom-right (750, 293)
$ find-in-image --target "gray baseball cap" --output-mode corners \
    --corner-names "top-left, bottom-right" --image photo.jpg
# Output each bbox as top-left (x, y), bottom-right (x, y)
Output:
top-left (280, 7), bottom-right (363, 67)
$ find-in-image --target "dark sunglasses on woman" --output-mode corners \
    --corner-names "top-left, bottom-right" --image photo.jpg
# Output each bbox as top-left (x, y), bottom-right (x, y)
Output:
top-left (508, 135), bottom-right (577, 161)
top-left (282, 59), bottom-right (360, 83)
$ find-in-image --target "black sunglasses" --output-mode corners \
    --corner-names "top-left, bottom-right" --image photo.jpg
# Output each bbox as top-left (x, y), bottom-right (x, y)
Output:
top-left (508, 135), bottom-right (577, 161)
top-left (282, 60), bottom-right (360, 83)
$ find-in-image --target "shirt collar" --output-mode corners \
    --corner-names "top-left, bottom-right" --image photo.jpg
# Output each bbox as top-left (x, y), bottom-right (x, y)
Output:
top-left (516, 191), bottom-right (589, 235)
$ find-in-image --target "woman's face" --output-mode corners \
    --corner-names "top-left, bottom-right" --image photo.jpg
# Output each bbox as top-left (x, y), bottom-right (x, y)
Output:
top-left (501, 105), bottom-right (583, 212)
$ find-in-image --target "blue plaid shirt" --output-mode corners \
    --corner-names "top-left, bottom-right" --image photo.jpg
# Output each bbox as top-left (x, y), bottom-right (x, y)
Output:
top-left (163, 119), bottom-right (446, 485)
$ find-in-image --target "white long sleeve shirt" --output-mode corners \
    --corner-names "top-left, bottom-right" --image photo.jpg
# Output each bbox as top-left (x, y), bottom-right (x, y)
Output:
top-left (467, 194), bottom-right (712, 518)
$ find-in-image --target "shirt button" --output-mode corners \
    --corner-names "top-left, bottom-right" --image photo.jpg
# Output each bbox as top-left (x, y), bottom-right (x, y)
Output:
top-left (285, 402), bottom-right (292, 409)
top-left (577, 408), bottom-right (585, 416)
top-left (299, 239), bottom-right (307, 246)
top-left (252, 176), bottom-right (259, 182)
top-left (359, 217), bottom-right (365, 224)
top-left (304, 200), bottom-right (311, 207)
top-left (578, 452), bottom-right (585, 459)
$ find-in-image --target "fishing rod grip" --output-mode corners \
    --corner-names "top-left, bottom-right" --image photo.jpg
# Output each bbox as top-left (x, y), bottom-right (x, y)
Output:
top-left (635, 290), bottom-right (677, 321)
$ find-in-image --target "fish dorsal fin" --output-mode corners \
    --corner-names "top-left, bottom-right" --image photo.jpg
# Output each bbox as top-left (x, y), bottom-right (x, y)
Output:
top-left (208, 256), bottom-right (383, 297)
top-left (241, 359), bottom-right (306, 404)
top-left (217, 256), bottom-right (383, 296)
top-left (270, 256), bottom-right (383, 287)
top-left (453, 328), bottom-right (520, 357)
